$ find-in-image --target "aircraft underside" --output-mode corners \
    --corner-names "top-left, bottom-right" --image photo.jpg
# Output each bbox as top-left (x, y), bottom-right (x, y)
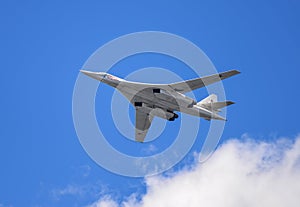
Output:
top-left (80, 69), bottom-right (240, 142)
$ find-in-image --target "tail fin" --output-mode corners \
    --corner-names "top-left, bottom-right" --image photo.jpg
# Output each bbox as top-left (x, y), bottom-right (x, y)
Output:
top-left (197, 94), bottom-right (234, 111)
top-left (198, 94), bottom-right (218, 105)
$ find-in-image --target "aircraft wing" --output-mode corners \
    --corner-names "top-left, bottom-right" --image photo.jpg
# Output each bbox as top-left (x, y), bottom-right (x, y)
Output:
top-left (135, 107), bottom-right (154, 142)
top-left (168, 70), bottom-right (240, 93)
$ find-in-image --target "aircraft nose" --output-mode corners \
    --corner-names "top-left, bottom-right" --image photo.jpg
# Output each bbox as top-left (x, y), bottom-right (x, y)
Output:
top-left (80, 70), bottom-right (105, 81)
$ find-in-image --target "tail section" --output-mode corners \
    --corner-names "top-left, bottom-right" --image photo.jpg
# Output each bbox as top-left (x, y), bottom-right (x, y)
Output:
top-left (198, 94), bottom-right (218, 105)
top-left (197, 94), bottom-right (234, 112)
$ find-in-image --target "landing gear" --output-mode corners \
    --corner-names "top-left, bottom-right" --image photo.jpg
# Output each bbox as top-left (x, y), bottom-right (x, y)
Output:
top-left (168, 112), bottom-right (179, 121)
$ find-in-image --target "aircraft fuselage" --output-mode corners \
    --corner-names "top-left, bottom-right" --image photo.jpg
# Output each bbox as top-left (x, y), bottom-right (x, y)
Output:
top-left (80, 69), bottom-right (240, 141)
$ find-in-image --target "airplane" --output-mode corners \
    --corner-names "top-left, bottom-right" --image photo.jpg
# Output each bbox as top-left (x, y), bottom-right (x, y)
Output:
top-left (80, 69), bottom-right (240, 142)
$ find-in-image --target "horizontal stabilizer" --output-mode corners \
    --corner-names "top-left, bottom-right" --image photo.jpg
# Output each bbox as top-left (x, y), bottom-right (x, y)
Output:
top-left (205, 101), bottom-right (234, 110)
top-left (197, 94), bottom-right (234, 111)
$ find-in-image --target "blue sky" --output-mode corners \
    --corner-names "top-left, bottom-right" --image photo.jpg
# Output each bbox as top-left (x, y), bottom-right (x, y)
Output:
top-left (1, 0), bottom-right (300, 206)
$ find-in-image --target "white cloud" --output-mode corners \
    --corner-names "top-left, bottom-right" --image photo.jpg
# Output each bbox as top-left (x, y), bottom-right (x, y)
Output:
top-left (51, 184), bottom-right (85, 201)
top-left (79, 164), bottom-right (92, 177)
top-left (141, 144), bottom-right (158, 155)
top-left (51, 181), bottom-right (103, 202)
top-left (87, 196), bottom-right (118, 207)
top-left (90, 135), bottom-right (300, 207)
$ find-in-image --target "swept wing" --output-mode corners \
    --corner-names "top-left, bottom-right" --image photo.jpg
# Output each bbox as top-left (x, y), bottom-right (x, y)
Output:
top-left (168, 70), bottom-right (240, 93)
top-left (135, 107), bottom-right (154, 142)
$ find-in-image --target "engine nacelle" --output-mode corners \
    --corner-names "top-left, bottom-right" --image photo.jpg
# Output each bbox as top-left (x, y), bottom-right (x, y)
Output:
top-left (136, 105), bottom-right (179, 121)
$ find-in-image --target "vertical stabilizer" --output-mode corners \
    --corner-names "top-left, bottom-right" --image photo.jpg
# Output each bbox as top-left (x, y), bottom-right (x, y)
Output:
top-left (197, 94), bottom-right (217, 105)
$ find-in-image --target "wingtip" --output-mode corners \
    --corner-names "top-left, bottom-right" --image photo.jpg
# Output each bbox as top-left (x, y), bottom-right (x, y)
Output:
top-left (226, 69), bottom-right (241, 74)
top-left (233, 69), bottom-right (241, 74)
top-left (226, 101), bottom-right (235, 106)
top-left (135, 139), bottom-right (144, 143)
